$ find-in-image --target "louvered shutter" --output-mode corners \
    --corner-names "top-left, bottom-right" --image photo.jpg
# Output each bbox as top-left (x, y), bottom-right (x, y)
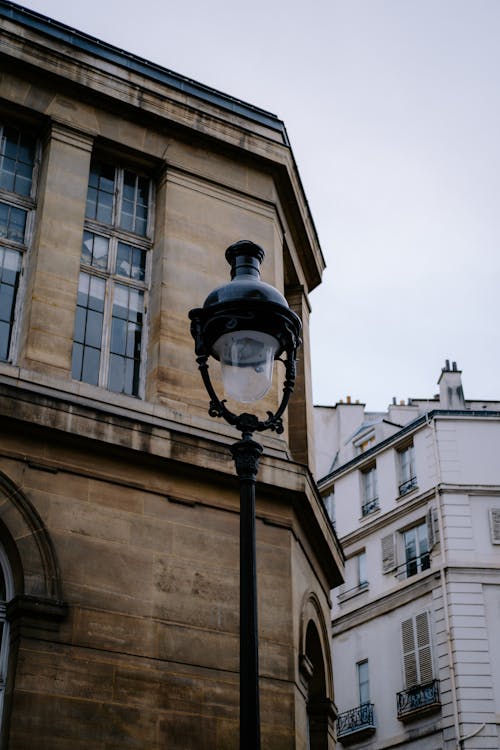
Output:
top-left (490, 508), bottom-right (500, 544)
top-left (401, 617), bottom-right (418, 687)
top-left (381, 533), bottom-right (396, 573)
top-left (415, 612), bottom-right (433, 682)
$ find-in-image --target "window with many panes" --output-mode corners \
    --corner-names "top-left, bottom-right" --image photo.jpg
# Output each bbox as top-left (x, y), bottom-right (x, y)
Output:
top-left (0, 122), bottom-right (37, 361)
top-left (72, 160), bottom-right (153, 397)
top-left (398, 443), bottom-right (417, 495)
top-left (361, 465), bottom-right (378, 516)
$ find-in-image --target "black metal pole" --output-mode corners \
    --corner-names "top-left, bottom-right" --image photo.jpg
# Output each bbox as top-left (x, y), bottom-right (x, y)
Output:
top-left (230, 434), bottom-right (263, 750)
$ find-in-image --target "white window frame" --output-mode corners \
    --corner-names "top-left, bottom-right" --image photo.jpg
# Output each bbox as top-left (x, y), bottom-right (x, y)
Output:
top-left (361, 465), bottom-right (378, 516)
top-left (357, 550), bottom-right (367, 586)
top-left (357, 659), bottom-right (370, 706)
top-left (73, 160), bottom-right (154, 398)
top-left (398, 443), bottom-right (417, 496)
top-left (402, 521), bottom-right (430, 578)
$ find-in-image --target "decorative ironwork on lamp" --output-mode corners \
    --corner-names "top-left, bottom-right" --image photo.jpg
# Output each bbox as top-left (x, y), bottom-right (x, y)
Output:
top-left (189, 240), bottom-right (302, 750)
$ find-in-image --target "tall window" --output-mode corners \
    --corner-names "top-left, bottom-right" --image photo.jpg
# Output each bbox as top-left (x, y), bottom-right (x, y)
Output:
top-left (401, 612), bottom-right (433, 688)
top-left (357, 551), bottom-right (367, 587)
top-left (361, 465), bottom-right (378, 516)
top-left (357, 660), bottom-right (370, 706)
top-left (398, 444), bottom-right (417, 495)
top-left (0, 123), bottom-right (37, 361)
top-left (72, 160), bottom-right (153, 396)
top-left (403, 522), bottom-right (430, 578)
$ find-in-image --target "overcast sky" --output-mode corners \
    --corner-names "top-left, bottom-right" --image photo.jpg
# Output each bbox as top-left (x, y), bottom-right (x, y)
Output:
top-left (17, 0), bottom-right (500, 410)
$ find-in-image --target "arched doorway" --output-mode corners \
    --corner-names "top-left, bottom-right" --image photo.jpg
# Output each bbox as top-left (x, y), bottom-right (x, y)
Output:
top-left (305, 620), bottom-right (332, 750)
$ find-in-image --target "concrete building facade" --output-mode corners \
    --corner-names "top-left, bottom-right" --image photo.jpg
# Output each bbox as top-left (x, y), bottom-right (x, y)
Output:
top-left (0, 2), bottom-right (343, 748)
top-left (316, 362), bottom-right (500, 749)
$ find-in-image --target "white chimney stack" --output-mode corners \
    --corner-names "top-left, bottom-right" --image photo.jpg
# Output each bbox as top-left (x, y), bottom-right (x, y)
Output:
top-left (438, 360), bottom-right (465, 410)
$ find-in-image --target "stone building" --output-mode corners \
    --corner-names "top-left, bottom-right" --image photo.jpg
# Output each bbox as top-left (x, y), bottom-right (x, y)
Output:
top-left (0, 2), bottom-right (343, 748)
top-left (316, 362), bottom-right (500, 749)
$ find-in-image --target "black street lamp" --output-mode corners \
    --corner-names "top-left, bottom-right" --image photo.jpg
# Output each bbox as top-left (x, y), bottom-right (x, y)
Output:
top-left (189, 240), bottom-right (302, 749)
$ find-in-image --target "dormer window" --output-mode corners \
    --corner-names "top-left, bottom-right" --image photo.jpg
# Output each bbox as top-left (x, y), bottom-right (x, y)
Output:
top-left (354, 430), bottom-right (375, 455)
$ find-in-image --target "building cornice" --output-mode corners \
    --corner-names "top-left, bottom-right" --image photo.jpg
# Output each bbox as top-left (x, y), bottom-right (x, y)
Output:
top-left (0, 0), bottom-right (325, 290)
top-left (332, 569), bottom-right (439, 635)
top-left (0, 0), bottom-right (285, 137)
top-left (319, 410), bottom-right (500, 489)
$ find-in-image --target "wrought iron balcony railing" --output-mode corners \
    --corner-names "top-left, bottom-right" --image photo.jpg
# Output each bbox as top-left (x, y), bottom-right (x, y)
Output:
top-left (399, 475), bottom-right (417, 495)
top-left (361, 498), bottom-right (379, 517)
top-left (337, 581), bottom-right (369, 604)
top-left (397, 679), bottom-right (441, 722)
top-left (395, 552), bottom-right (431, 580)
top-left (337, 702), bottom-right (376, 744)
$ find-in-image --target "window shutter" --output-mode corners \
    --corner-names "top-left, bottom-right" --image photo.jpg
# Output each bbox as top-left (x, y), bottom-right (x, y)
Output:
top-left (381, 533), bottom-right (396, 573)
top-left (401, 618), bottom-right (418, 687)
top-left (490, 508), bottom-right (500, 544)
top-left (415, 612), bottom-right (433, 683)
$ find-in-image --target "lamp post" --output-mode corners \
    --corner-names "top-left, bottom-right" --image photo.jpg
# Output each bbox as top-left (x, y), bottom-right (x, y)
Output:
top-left (189, 240), bottom-right (302, 749)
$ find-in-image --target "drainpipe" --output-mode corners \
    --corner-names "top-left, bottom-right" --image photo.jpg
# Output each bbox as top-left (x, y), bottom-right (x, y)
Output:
top-left (427, 414), bottom-right (461, 749)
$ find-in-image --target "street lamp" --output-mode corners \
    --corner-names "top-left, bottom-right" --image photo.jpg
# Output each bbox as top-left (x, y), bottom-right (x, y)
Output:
top-left (189, 240), bottom-right (302, 749)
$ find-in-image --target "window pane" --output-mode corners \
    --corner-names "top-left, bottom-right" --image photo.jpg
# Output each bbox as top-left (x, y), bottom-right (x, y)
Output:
top-left (72, 273), bottom-right (104, 386)
top-left (86, 162), bottom-right (115, 224)
top-left (358, 661), bottom-right (370, 704)
top-left (85, 309), bottom-right (103, 349)
top-left (0, 203), bottom-right (27, 244)
top-left (81, 231), bottom-right (109, 270)
top-left (115, 242), bottom-right (146, 281)
top-left (71, 341), bottom-right (83, 380)
top-left (0, 247), bottom-right (21, 361)
top-left (119, 170), bottom-right (149, 236)
top-left (358, 552), bottom-right (367, 585)
top-left (108, 353), bottom-right (125, 394)
top-left (110, 316), bottom-right (127, 355)
top-left (88, 276), bottom-right (105, 312)
top-left (82, 346), bottom-right (100, 385)
top-left (0, 125), bottom-right (35, 197)
top-left (108, 284), bottom-right (143, 396)
top-left (0, 321), bottom-right (10, 361)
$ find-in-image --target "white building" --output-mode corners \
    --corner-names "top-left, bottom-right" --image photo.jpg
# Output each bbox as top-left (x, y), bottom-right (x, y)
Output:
top-left (315, 362), bottom-right (500, 749)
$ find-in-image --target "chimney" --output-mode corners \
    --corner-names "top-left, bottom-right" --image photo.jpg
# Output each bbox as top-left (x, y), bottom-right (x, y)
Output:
top-left (438, 359), bottom-right (465, 410)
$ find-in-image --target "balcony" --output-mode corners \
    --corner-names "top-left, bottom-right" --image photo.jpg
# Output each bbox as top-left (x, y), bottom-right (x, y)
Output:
top-left (361, 498), bottom-right (379, 517)
top-left (399, 475), bottom-right (417, 496)
top-left (397, 679), bottom-right (441, 722)
top-left (337, 702), bottom-right (376, 745)
top-left (395, 552), bottom-right (430, 580)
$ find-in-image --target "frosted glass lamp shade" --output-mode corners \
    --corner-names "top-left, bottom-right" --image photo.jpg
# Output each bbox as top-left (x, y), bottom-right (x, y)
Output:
top-left (212, 330), bottom-right (279, 403)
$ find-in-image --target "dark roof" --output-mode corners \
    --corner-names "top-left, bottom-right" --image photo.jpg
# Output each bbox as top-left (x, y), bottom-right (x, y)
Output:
top-left (0, 0), bottom-right (289, 143)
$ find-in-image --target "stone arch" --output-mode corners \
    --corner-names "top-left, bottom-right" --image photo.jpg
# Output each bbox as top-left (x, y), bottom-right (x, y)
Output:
top-left (299, 591), bottom-right (337, 750)
top-left (0, 470), bottom-right (63, 602)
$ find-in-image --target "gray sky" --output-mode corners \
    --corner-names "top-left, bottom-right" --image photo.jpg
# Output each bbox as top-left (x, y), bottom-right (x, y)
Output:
top-left (17, 0), bottom-right (500, 409)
